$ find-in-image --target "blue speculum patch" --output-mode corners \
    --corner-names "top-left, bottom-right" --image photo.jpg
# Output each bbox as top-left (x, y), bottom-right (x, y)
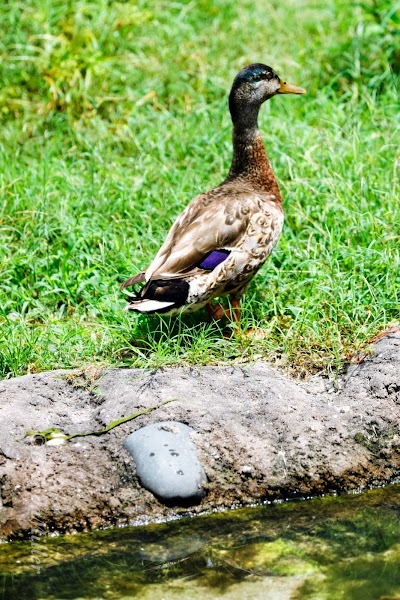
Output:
top-left (198, 249), bottom-right (230, 270)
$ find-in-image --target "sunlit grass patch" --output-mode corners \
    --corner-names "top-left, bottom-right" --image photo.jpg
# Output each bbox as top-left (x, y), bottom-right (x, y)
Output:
top-left (0, 0), bottom-right (398, 378)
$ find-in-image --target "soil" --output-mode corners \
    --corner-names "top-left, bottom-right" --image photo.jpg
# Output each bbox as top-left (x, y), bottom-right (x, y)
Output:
top-left (0, 327), bottom-right (399, 540)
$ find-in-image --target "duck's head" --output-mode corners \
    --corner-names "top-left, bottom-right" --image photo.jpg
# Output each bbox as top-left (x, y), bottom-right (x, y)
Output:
top-left (229, 63), bottom-right (306, 126)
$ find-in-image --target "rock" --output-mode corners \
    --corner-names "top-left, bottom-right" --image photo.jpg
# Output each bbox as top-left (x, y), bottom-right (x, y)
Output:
top-left (0, 329), bottom-right (399, 538)
top-left (124, 421), bottom-right (207, 505)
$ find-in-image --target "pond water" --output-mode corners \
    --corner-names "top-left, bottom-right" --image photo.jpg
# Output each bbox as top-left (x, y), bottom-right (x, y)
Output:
top-left (1, 484), bottom-right (400, 600)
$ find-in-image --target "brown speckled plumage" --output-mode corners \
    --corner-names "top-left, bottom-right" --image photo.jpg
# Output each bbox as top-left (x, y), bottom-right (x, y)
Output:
top-left (228, 132), bottom-right (282, 202)
top-left (121, 64), bottom-right (305, 316)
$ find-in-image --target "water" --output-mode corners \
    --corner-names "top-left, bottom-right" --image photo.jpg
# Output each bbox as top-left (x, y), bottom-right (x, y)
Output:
top-left (1, 484), bottom-right (399, 599)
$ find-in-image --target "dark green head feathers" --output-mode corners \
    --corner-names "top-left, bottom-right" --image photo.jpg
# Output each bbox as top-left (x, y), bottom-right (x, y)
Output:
top-left (229, 63), bottom-right (306, 125)
top-left (233, 63), bottom-right (278, 86)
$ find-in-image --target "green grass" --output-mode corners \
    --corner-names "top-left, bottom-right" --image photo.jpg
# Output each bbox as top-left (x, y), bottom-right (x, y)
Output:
top-left (0, 0), bottom-right (399, 378)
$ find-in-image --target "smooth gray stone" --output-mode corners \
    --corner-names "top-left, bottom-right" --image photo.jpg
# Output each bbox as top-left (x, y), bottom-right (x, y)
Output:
top-left (123, 421), bottom-right (207, 505)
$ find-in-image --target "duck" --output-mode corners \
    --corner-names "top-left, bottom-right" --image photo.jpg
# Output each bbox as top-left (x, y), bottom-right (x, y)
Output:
top-left (121, 63), bottom-right (305, 323)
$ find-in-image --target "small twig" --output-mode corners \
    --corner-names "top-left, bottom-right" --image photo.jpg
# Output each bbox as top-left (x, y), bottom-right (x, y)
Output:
top-left (20, 399), bottom-right (177, 445)
top-left (350, 325), bottom-right (400, 364)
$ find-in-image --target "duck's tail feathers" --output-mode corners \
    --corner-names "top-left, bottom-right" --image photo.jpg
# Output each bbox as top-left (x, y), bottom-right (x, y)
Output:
top-left (124, 278), bottom-right (190, 314)
top-left (124, 299), bottom-right (175, 313)
top-left (120, 272), bottom-right (146, 290)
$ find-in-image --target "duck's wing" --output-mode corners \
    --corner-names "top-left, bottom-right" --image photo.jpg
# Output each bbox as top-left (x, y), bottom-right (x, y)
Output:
top-left (144, 191), bottom-right (257, 281)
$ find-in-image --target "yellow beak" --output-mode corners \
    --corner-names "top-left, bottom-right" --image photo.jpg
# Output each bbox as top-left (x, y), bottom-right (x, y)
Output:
top-left (278, 81), bottom-right (306, 94)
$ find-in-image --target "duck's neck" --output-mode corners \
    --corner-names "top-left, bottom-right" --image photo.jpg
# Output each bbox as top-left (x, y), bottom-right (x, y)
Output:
top-left (227, 107), bottom-right (281, 201)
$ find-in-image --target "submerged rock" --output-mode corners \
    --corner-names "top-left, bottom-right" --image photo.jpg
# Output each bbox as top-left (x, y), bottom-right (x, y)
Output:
top-left (124, 421), bottom-right (207, 505)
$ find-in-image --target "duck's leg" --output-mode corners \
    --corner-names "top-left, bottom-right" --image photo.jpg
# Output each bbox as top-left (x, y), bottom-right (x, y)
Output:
top-left (229, 293), bottom-right (269, 338)
top-left (206, 299), bottom-right (241, 322)
top-left (230, 298), bottom-right (242, 326)
top-left (206, 302), bottom-right (228, 321)
top-left (207, 299), bottom-right (268, 338)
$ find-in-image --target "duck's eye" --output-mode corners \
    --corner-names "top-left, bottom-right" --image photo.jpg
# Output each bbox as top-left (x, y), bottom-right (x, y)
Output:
top-left (248, 70), bottom-right (274, 83)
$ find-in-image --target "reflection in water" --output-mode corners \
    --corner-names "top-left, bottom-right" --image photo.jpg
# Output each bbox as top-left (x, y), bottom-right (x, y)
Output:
top-left (1, 484), bottom-right (400, 599)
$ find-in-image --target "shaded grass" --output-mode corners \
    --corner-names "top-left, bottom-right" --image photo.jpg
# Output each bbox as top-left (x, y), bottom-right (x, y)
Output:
top-left (0, 0), bottom-right (399, 378)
